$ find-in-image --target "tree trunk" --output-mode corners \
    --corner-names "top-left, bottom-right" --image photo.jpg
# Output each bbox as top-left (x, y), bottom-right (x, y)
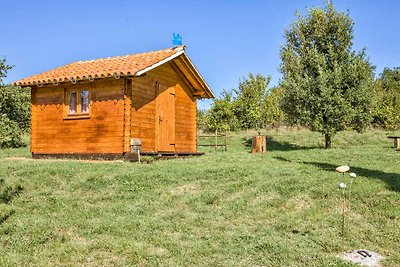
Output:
top-left (325, 134), bottom-right (332, 149)
top-left (251, 136), bottom-right (267, 153)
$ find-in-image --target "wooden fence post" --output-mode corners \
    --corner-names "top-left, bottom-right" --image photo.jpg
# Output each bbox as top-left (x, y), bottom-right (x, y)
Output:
top-left (225, 131), bottom-right (227, 151)
top-left (196, 128), bottom-right (199, 151)
top-left (215, 129), bottom-right (218, 152)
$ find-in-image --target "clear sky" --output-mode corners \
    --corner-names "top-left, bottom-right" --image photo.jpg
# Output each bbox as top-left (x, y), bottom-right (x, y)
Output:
top-left (1, 0), bottom-right (399, 109)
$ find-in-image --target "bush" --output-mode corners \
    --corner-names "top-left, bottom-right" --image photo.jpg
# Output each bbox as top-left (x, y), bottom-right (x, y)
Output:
top-left (140, 156), bottom-right (155, 164)
top-left (0, 85), bottom-right (31, 132)
top-left (372, 68), bottom-right (400, 130)
top-left (207, 92), bottom-right (239, 132)
top-left (0, 115), bottom-right (25, 148)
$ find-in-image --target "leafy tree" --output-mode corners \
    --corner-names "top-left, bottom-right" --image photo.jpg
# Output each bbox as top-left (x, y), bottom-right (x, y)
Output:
top-left (263, 86), bottom-right (286, 127)
top-left (0, 115), bottom-right (25, 148)
top-left (0, 57), bottom-right (12, 85)
top-left (0, 57), bottom-right (30, 148)
top-left (0, 85), bottom-right (31, 132)
top-left (233, 73), bottom-right (271, 131)
top-left (373, 67), bottom-right (400, 129)
top-left (280, 2), bottom-right (374, 148)
top-left (207, 90), bottom-right (239, 131)
top-left (196, 109), bottom-right (208, 130)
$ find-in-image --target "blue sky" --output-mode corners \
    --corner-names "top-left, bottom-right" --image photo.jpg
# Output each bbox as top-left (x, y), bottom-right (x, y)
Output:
top-left (1, 0), bottom-right (399, 109)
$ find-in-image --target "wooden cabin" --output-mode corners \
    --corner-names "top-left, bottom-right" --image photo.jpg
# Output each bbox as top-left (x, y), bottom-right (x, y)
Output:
top-left (14, 46), bottom-right (214, 159)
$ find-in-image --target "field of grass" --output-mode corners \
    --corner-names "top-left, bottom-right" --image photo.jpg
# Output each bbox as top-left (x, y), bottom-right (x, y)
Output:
top-left (0, 129), bottom-right (399, 266)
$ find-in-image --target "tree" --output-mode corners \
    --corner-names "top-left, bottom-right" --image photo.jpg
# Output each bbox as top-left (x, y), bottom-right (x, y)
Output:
top-left (280, 2), bottom-right (374, 148)
top-left (0, 85), bottom-right (31, 132)
top-left (207, 90), bottom-right (239, 131)
top-left (0, 115), bottom-right (25, 148)
top-left (196, 109), bottom-right (208, 131)
top-left (373, 67), bottom-right (400, 129)
top-left (263, 86), bottom-right (286, 128)
top-left (0, 57), bottom-right (12, 85)
top-left (0, 57), bottom-right (30, 148)
top-left (233, 73), bottom-right (271, 131)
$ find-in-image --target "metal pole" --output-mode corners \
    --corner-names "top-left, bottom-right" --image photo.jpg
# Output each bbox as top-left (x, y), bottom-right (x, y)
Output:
top-left (342, 189), bottom-right (346, 256)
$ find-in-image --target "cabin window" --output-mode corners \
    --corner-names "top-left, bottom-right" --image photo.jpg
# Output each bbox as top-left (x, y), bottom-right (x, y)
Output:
top-left (80, 90), bottom-right (89, 113)
top-left (66, 89), bottom-right (90, 117)
top-left (68, 91), bottom-right (78, 114)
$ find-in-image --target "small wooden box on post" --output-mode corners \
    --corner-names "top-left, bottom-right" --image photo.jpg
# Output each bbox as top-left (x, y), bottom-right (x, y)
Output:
top-left (251, 136), bottom-right (267, 153)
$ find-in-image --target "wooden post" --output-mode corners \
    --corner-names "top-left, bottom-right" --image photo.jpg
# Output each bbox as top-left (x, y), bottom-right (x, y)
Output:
top-left (225, 130), bottom-right (228, 151)
top-left (251, 136), bottom-right (267, 153)
top-left (196, 129), bottom-right (198, 150)
top-left (215, 129), bottom-right (218, 152)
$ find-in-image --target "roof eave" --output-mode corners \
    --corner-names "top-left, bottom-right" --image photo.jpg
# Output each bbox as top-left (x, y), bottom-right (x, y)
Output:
top-left (135, 49), bottom-right (185, 77)
top-left (179, 53), bottom-right (215, 99)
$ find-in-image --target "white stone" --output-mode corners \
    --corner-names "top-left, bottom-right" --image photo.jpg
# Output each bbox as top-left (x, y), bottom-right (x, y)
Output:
top-left (341, 250), bottom-right (384, 267)
top-left (339, 182), bottom-right (346, 189)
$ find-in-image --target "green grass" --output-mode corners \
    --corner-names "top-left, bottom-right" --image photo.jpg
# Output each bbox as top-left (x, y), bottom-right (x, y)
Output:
top-left (0, 129), bottom-right (399, 266)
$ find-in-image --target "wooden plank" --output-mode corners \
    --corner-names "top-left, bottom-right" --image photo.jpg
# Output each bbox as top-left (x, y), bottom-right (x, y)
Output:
top-left (32, 120), bottom-right (124, 129)
top-left (31, 132), bottom-right (125, 140)
top-left (31, 78), bottom-right (125, 154)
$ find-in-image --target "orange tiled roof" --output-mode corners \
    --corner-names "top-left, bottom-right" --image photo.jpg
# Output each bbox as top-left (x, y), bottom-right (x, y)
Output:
top-left (14, 46), bottom-right (186, 86)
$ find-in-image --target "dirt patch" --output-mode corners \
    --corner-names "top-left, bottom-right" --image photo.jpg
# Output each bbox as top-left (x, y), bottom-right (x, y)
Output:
top-left (4, 157), bottom-right (123, 164)
top-left (170, 184), bottom-right (198, 195)
top-left (284, 195), bottom-right (311, 211)
top-left (250, 192), bottom-right (280, 205)
top-left (147, 246), bottom-right (168, 256)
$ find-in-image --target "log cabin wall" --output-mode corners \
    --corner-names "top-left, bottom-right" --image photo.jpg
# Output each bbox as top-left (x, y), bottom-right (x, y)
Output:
top-left (131, 62), bottom-right (197, 153)
top-left (31, 78), bottom-right (126, 155)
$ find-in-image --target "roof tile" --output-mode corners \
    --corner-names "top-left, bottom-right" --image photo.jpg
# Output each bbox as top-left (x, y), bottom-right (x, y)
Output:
top-left (14, 46), bottom-right (185, 86)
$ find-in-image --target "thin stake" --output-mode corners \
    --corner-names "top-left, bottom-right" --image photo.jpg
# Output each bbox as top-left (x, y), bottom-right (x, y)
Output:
top-left (342, 188), bottom-right (346, 256)
top-left (225, 130), bottom-right (227, 151)
top-left (215, 129), bottom-right (218, 152)
top-left (196, 129), bottom-right (199, 151)
top-left (348, 178), bottom-right (354, 205)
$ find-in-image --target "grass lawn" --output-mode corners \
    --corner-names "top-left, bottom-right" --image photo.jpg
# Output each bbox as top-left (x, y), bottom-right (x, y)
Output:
top-left (0, 129), bottom-right (399, 266)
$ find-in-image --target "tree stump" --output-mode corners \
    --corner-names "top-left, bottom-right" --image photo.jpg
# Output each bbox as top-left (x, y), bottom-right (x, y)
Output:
top-left (251, 136), bottom-right (267, 153)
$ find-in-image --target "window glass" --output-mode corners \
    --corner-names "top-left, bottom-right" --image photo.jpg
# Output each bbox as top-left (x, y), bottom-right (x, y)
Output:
top-left (68, 91), bottom-right (77, 114)
top-left (80, 90), bottom-right (89, 113)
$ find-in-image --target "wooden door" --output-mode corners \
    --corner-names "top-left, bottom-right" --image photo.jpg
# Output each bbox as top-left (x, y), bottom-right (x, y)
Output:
top-left (156, 83), bottom-right (175, 152)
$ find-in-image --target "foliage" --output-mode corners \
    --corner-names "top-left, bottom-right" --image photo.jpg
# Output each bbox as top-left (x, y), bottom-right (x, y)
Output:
top-left (196, 109), bottom-right (208, 130)
top-left (0, 115), bottom-right (25, 148)
top-left (0, 58), bottom-right (12, 86)
top-left (233, 73), bottom-right (271, 130)
top-left (0, 58), bottom-right (30, 148)
top-left (263, 86), bottom-right (286, 127)
top-left (280, 2), bottom-right (375, 148)
top-left (203, 73), bottom-right (282, 132)
top-left (0, 85), bottom-right (31, 132)
top-left (207, 90), bottom-right (239, 131)
top-left (0, 129), bottom-right (399, 266)
top-left (372, 67), bottom-right (400, 129)
top-left (140, 156), bottom-right (155, 164)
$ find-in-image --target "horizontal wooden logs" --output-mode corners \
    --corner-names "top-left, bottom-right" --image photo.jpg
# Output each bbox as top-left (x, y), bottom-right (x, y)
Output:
top-left (31, 79), bottom-right (125, 154)
top-left (30, 60), bottom-right (201, 155)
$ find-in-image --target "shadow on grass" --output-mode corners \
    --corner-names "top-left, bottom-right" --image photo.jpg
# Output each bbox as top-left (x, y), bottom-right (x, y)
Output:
top-left (273, 157), bottom-right (400, 192)
top-left (242, 137), bottom-right (319, 151)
